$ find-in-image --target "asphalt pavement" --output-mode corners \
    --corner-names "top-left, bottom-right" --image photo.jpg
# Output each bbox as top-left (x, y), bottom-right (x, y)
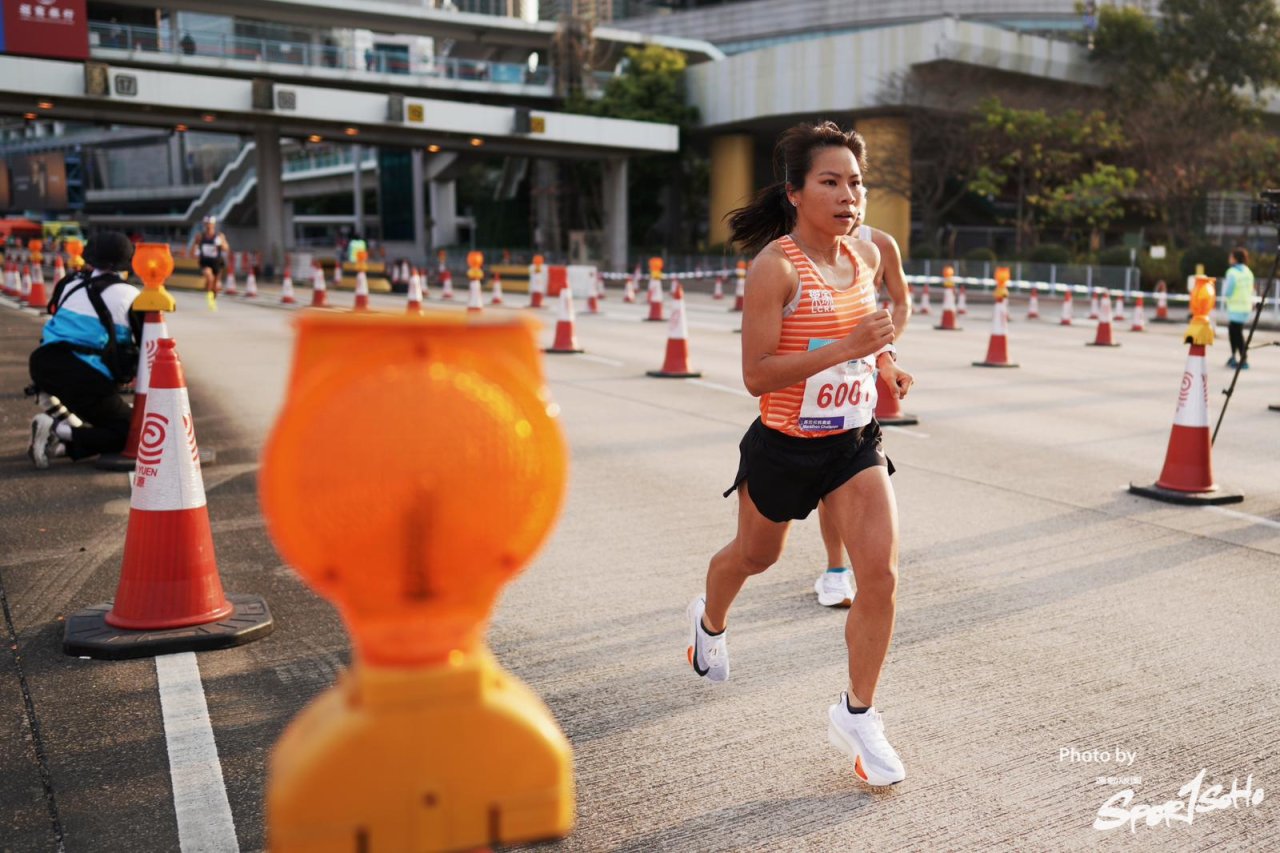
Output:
top-left (1, 283), bottom-right (1278, 852)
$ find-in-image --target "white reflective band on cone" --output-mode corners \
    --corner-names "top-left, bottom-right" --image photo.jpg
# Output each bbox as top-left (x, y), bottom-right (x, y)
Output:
top-left (135, 317), bottom-right (170, 395)
top-left (130, 387), bottom-right (208, 512)
top-left (1172, 353), bottom-right (1210, 428)
top-left (668, 295), bottom-right (688, 341)
top-left (993, 301), bottom-right (1008, 335)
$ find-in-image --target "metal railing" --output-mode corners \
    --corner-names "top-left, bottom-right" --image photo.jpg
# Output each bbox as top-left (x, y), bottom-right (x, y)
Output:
top-left (88, 22), bottom-right (556, 88)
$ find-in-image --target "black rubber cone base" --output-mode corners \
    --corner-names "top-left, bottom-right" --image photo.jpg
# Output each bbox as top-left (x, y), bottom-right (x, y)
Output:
top-left (643, 317), bottom-right (665, 322)
top-left (1128, 482), bottom-right (1243, 506)
top-left (934, 325), bottom-right (963, 331)
top-left (1086, 342), bottom-right (1122, 347)
top-left (1269, 404), bottom-right (1280, 412)
top-left (972, 361), bottom-right (1020, 368)
top-left (63, 593), bottom-right (274, 660)
top-left (543, 347), bottom-right (584, 354)
top-left (646, 369), bottom-right (702, 378)
top-left (878, 414), bottom-right (919, 426)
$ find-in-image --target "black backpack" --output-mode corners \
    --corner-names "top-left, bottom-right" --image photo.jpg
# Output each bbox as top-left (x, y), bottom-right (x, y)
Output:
top-left (50, 272), bottom-right (141, 384)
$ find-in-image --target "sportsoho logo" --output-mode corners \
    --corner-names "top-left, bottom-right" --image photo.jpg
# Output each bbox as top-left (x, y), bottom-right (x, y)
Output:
top-left (136, 412), bottom-right (168, 466)
top-left (1094, 769), bottom-right (1264, 832)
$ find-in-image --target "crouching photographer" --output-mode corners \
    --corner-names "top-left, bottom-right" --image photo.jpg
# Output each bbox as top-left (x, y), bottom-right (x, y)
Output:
top-left (27, 232), bottom-right (142, 469)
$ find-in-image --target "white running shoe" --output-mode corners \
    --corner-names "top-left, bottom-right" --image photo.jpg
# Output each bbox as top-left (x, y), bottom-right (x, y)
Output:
top-left (827, 695), bottom-right (906, 786)
top-left (686, 596), bottom-right (729, 683)
top-left (814, 570), bottom-right (855, 607)
top-left (28, 413), bottom-right (58, 469)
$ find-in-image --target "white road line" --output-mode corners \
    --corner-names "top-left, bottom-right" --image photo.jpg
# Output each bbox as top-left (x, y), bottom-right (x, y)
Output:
top-left (577, 353), bottom-right (625, 367)
top-left (1202, 505), bottom-right (1280, 530)
top-left (156, 652), bottom-right (240, 853)
top-left (685, 378), bottom-right (752, 398)
top-left (882, 425), bottom-right (931, 439)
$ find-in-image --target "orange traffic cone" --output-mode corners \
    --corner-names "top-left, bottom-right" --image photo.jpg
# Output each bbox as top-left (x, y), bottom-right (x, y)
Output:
top-left (935, 285), bottom-right (960, 330)
top-left (2, 261), bottom-right (15, 296)
top-left (732, 263), bottom-right (746, 312)
top-left (440, 270), bottom-right (455, 300)
top-left (490, 272), bottom-right (505, 305)
top-left (957, 285), bottom-right (968, 315)
top-left (244, 267), bottom-right (259, 298)
top-left (21, 265), bottom-right (33, 301)
top-left (467, 277), bottom-right (484, 313)
top-left (353, 270), bottom-right (370, 311)
top-left (406, 270), bottom-right (423, 314)
top-left (646, 283), bottom-right (701, 378)
top-left (310, 263), bottom-right (329, 308)
top-left (63, 338), bottom-right (273, 658)
top-left (1027, 285), bottom-right (1040, 319)
top-left (1130, 293), bottom-right (1147, 332)
top-left (713, 276), bottom-right (724, 300)
top-left (280, 264), bottom-right (297, 304)
top-left (1088, 291), bottom-right (1120, 347)
top-left (645, 274), bottom-right (665, 322)
top-left (1113, 292), bottom-right (1126, 324)
top-left (596, 270), bottom-right (607, 300)
top-left (332, 259), bottom-right (343, 290)
top-left (53, 255), bottom-right (66, 283)
top-left (1060, 289), bottom-right (1074, 325)
top-left (973, 297), bottom-right (1018, 367)
top-left (585, 274), bottom-right (602, 314)
top-left (544, 285), bottom-right (583, 354)
top-left (97, 312), bottom-right (170, 472)
top-left (874, 372), bottom-right (917, 425)
top-left (1088, 289), bottom-right (1099, 320)
top-left (623, 274), bottom-right (637, 303)
top-left (918, 283), bottom-right (932, 315)
top-left (1129, 343), bottom-right (1242, 505)
top-left (221, 258), bottom-right (236, 295)
top-left (25, 269), bottom-right (49, 310)
top-left (1155, 282), bottom-right (1171, 322)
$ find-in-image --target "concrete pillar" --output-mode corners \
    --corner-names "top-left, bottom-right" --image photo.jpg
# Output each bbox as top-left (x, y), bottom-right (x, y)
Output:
top-left (410, 148), bottom-right (427, 262)
top-left (283, 200), bottom-right (296, 252)
top-left (351, 144), bottom-right (365, 238)
top-left (602, 157), bottom-right (628, 272)
top-left (855, 116), bottom-right (911, 258)
top-left (254, 124), bottom-right (285, 273)
top-left (429, 181), bottom-right (458, 248)
top-left (533, 159), bottom-right (559, 255)
top-left (709, 133), bottom-right (754, 248)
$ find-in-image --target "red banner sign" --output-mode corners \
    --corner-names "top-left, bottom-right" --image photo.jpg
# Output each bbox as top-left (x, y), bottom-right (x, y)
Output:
top-left (2, 0), bottom-right (89, 61)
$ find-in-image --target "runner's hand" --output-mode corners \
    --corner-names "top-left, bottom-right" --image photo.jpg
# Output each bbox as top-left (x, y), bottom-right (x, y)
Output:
top-left (843, 310), bottom-right (895, 359)
top-left (880, 362), bottom-right (914, 400)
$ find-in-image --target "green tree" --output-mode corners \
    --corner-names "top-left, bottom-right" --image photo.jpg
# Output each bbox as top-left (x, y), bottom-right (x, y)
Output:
top-left (1040, 163), bottom-right (1139, 251)
top-left (967, 98), bottom-right (1129, 252)
top-left (565, 45), bottom-right (703, 254)
top-left (1088, 1), bottom-right (1280, 243)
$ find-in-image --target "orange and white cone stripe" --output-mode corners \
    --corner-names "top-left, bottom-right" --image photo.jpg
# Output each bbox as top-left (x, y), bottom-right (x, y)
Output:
top-left (332, 261), bottom-right (343, 289)
top-left (1060, 289), bottom-right (1074, 325)
top-left (545, 285), bottom-right (583, 353)
top-left (1113, 293), bottom-right (1126, 323)
top-left (1130, 344), bottom-right (1241, 504)
top-left (957, 285), bottom-right (968, 315)
top-left (440, 270), bottom-right (454, 300)
top-left (647, 283), bottom-right (701, 377)
top-left (936, 286), bottom-right (960, 330)
top-left (280, 265), bottom-right (297, 304)
top-left (121, 312), bottom-right (171, 460)
top-left (244, 268), bottom-right (259, 298)
top-left (490, 272), bottom-right (504, 305)
top-left (1027, 286), bottom-right (1040, 319)
top-left (623, 274), bottom-right (637, 303)
top-left (467, 278), bottom-right (483, 313)
top-left (1131, 294), bottom-right (1147, 331)
top-left (1089, 291), bottom-right (1119, 347)
top-left (310, 263), bottom-right (328, 308)
top-left (353, 271), bottom-right (370, 311)
top-left (646, 275), bottom-right (665, 321)
top-left (973, 299), bottom-right (1018, 367)
top-left (406, 270), bottom-right (423, 314)
top-left (918, 284), bottom-right (932, 315)
top-left (109, 338), bottom-right (228, 630)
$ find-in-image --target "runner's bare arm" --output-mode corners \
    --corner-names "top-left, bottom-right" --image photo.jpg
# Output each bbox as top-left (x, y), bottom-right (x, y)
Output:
top-left (873, 231), bottom-right (911, 338)
top-left (741, 246), bottom-right (895, 397)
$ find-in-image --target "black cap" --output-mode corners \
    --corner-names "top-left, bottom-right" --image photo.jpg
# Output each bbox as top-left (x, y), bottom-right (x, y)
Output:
top-left (83, 232), bottom-right (135, 272)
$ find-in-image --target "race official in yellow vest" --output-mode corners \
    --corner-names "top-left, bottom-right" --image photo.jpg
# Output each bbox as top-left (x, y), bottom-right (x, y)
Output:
top-left (1223, 247), bottom-right (1254, 369)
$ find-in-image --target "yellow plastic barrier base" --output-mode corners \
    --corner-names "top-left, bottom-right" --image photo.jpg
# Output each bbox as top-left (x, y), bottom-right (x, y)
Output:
top-left (1184, 317), bottom-right (1215, 346)
top-left (268, 648), bottom-right (574, 853)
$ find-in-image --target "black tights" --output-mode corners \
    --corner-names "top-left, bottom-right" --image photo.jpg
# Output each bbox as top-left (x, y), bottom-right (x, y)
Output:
top-left (1228, 322), bottom-right (1247, 364)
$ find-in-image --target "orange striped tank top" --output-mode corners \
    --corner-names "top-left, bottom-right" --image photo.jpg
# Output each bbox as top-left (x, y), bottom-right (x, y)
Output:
top-left (759, 235), bottom-right (881, 438)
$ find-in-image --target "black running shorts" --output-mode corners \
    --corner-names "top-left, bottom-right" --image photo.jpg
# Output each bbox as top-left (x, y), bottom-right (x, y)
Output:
top-left (199, 257), bottom-right (224, 275)
top-left (723, 417), bottom-right (893, 523)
